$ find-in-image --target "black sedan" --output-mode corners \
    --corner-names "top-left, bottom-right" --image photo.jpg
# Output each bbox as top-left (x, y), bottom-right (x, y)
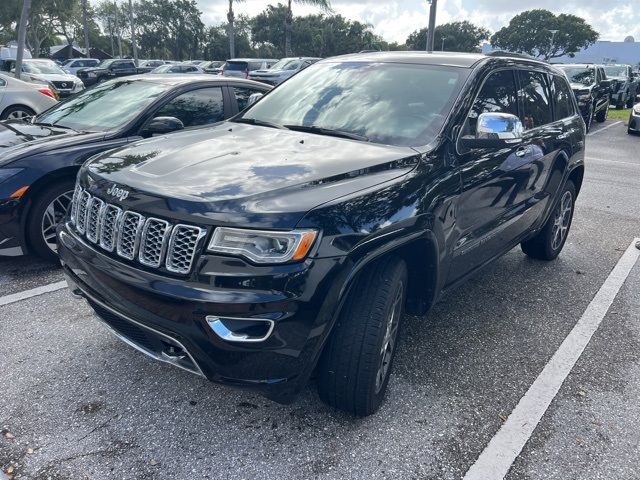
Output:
top-left (0, 75), bottom-right (271, 260)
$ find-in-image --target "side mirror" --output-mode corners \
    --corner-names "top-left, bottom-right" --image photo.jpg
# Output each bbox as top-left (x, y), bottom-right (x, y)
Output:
top-left (460, 112), bottom-right (523, 149)
top-left (142, 116), bottom-right (184, 136)
top-left (246, 93), bottom-right (264, 107)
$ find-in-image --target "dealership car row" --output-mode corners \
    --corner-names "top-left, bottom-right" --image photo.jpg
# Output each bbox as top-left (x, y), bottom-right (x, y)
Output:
top-left (1, 47), bottom-right (640, 416)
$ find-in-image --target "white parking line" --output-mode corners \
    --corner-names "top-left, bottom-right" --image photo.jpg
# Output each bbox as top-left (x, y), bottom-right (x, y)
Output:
top-left (586, 157), bottom-right (639, 167)
top-left (464, 238), bottom-right (640, 480)
top-left (588, 121), bottom-right (623, 136)
top-left (0, 280), bottom-right (68, 307)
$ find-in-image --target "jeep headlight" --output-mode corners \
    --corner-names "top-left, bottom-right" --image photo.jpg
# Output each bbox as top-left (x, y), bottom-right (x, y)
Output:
top-left (208, 227), bottom-right (318, 264)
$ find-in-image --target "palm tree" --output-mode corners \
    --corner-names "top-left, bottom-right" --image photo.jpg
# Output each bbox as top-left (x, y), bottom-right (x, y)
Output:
top-left (227, 0), bottom-right (244, 59)
top-left (285, 0), bottom-right (332, 57)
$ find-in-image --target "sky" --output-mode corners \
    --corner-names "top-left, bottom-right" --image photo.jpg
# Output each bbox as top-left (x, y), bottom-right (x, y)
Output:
top-left (92, 0), bottom-right (640, 45)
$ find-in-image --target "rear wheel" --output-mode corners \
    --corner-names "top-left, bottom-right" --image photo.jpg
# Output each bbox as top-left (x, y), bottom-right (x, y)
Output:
top-left (584, 106), bottom-right (593, 132)
top-left (317, 256), bottom-right (407, 416)
top-left (521, 180), bottom-right (576, 261)
top-left (1, 105), bottom-right (35, 120)
top-left (626, 94), bottom-right (636, 109)
top-left (26, 180), bottom-right (75, 261)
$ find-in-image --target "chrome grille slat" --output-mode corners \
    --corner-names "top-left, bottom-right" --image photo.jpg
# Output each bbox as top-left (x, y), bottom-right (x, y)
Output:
top-left (70, 188), bottom-right (202, 274)
top-left (139, 218), bottom-right (171, 267)
top-left (117, 211), bottom-right (145, 260)
top-left (166, 225), bottom-right (203, 274)
top-left (75, 191), bottom-right (91, 234)
top-left (85, 197), bottom-right (105, 243)
top-left (99, 205), bottom-right (122, 252)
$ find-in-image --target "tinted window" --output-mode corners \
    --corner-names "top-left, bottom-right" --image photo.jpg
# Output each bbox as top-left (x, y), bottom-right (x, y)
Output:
top-left (552, 75), bottom-right (574, 120)
top-left (242, 62), bottom-right (468, 147)
top-left (225, 62), bottom-right (247, 71)
top-left (248, 62), bottom-right (263, 71)
top-left (518, 71), bottom-right (552, 129)
top-left (233, 87), bottom-right (265, 111)
top-left (468, 70), bottom-right (518, 134)
top-left (155, 88), bottom-right (224, 127)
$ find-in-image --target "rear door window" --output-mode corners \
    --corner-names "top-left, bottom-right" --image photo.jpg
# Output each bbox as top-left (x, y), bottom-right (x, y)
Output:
top-left (233, 86), bottom-right (267, 111)
top-left (155, 87), bottom-right (225, 127)
top-left (467, 69), bottom-right (519, 134)
top-left (225, 62), bottom-right (247, 72)
top-left (552, 75), bottom-right (574, 120)
top-left (518, 71), bottom-right (553, 129)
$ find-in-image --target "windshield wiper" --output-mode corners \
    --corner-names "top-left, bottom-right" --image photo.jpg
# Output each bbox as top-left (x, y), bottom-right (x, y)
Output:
top-left (233, 117), bottom-right (289, 130)
top-left (284, 124), bottom-right (370, 142)
top-left (32, 121), bottom-right (75, 131)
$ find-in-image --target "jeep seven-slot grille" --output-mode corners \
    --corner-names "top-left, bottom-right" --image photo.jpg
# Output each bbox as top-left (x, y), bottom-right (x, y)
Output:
top-left (69, 188), bottom-right (204, 274)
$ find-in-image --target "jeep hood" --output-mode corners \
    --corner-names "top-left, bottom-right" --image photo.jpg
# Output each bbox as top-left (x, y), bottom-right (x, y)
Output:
top-left (85, 122), bottom-right (420, 224)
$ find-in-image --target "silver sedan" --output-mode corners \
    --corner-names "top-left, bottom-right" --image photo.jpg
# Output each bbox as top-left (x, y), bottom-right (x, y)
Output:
top-left (0, 73), bottom-right (58, 120)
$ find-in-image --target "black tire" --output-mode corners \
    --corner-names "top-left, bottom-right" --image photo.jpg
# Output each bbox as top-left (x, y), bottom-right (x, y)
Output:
top-left (317, 256), bottom-right (407, 416)
top-left (521, 180), bottom-right (576, 261)
top-left (584, 107), bottom-right (593, 133)
top-left (1, 105), bottom-right (36, 120)
top-left (25, 179), bottom-right (76, 261)
top-left (626, 95), bottom-right (635, 109)
top-left (595, 103), bottom-right (608, 123)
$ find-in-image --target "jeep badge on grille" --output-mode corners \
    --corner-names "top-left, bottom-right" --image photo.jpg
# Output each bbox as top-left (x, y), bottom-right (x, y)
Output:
top-left (107, 184), bottom-right (130, 201)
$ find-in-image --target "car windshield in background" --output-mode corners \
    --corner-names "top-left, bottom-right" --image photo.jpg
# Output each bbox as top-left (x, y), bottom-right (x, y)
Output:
top-left (97, 59), bottom-right (116, 68)
top-left (270, 59), bottom-right (300, 71)
top-left (23, 61), bottom-right (66, 75)
top-left (34, 80), bottom-right (169, 132)
top-left (604, 66), bottom-right (627, 78)
top-left (240, 61), bottom-right (467, 147)
top-left (151, 65), bottom-right (172, 73)
top-left (559, 66), bottom-right (595, 86)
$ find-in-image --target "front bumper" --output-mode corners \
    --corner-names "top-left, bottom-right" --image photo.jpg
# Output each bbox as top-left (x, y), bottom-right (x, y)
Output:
top-left (57, 222), bottom-right (349, 403)
top-left (0, 197), bottom-right (25, 256)
top-left (629, 111), bottom-right (640, 132)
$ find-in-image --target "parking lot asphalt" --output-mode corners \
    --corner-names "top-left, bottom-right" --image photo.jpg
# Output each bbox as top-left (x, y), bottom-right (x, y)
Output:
top-left (1, 119), bottom-right (639, 480)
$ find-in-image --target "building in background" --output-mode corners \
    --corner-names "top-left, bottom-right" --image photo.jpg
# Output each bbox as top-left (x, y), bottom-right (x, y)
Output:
top-left (482, 37), bottom-right (640, 68)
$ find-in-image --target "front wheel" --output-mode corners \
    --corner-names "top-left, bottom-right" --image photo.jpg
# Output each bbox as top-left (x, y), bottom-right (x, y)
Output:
top-left (26, 180), bottom-right (75, 261)
top-left (317, 256), bottom-right (407, 416)
top-left (521, 181), bottom-right (576, 261)
top-left (595, 102), bottom-right (608, 122)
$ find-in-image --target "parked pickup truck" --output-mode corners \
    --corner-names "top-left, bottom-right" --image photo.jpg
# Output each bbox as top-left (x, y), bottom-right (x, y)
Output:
top-left (76, 59), bottom-right (143, 87)
top-left (604, 64), bottom-right (639, 109)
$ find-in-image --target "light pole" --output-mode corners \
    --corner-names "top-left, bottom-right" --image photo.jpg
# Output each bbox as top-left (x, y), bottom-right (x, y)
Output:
top-left (425, 0), bottom-right (437, 52)
top-left (548, 29), bottom-right (559, 60)
top-left (441, 36), bottom-right (447, 51)
top-left (128, 0), bottom-right (138, 66)
top-left (114, 0), bottom-right (123, 58)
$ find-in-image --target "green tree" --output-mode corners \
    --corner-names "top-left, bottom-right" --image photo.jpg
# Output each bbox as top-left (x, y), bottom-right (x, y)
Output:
top-left (491, 9), bottom-right (599, 60)
top-left (0, 0), bottom-right (21, 44)
top-left (284, 0), bottom-right (332, 56)
top-left (406, 21), bottom-right (490, 52)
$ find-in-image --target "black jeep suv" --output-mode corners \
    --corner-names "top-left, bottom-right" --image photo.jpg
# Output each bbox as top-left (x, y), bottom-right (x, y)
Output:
top-left (58, 52), bottom-right (585, 416)
top-left (556, 64), bottom-right (611, 132)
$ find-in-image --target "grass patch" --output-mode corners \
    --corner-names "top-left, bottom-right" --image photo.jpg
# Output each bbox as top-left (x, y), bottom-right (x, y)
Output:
top-left (608, 108), bottom-right (631, 122)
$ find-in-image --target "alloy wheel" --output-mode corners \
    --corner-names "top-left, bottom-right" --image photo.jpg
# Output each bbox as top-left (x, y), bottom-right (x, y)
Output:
top-left (41, 190), bottom-right (74, 253)
top-left (375, 281), bottom-right (404, 394)
top-left (551, 191), bottom-right (573, 251)
top-left (7, 109), bottom-right (32, 120)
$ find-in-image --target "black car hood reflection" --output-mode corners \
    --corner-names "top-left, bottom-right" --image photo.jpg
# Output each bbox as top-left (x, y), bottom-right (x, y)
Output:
top-left (87, 123), bottom-right (420, 213)
top-left (0, 120), bottom-right (103, 166)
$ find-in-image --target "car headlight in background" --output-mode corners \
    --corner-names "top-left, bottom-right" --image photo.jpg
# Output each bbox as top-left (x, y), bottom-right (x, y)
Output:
top-left (208, 227), bottom-right (318, 264)
top-left (72, 82), bottom-right (84, 92)
top-left (633, 105), bottom-right (640, 115)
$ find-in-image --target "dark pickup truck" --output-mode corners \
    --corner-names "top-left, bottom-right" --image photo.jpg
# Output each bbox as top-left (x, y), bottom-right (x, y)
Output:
top-left (76, 59), bottom-right (143, 87)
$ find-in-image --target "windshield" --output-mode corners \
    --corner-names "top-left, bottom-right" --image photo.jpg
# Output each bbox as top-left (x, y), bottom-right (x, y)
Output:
top-left (97, 59), bottom-right (115, 68)
top-left (34, 80), bottom-right (169, 132)
top-left (22, 61), bottom-right (66, 75)
top-left (271, 59), bottom-right (301, 71)
top-left (558, 66), bottom-right (595, 86)
top-left (239, 61), bottom-right (467, 147)
top-left (151, 65), bottom-right (172, 73)
top-left (604, 66), bottom-right (627, 78)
